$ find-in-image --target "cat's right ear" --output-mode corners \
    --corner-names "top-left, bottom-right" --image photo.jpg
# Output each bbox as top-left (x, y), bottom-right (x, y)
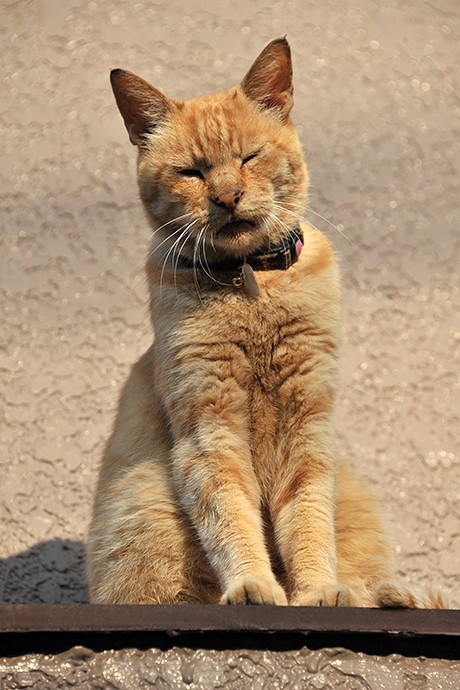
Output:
top-left (110, 69), bottom-right (173, 146)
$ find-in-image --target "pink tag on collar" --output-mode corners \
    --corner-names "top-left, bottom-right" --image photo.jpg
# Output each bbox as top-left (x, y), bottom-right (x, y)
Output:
top-left (295, 239), bottom-right (303, 258)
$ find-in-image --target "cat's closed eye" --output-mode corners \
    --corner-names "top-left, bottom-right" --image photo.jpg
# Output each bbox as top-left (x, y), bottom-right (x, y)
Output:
top-left (179, 168), bottom-right (204, 179)
top-left (241, 152), bottom-right (258, 166)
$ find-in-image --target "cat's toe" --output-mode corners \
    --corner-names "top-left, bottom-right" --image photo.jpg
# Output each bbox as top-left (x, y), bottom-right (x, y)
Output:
top-left (291, 584), bottom-right (363, 607)
top-left (221, 575), bottom-right (287, 605)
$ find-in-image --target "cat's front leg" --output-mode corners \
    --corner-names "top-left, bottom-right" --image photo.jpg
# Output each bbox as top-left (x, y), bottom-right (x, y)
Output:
top-left (172, 434), bottom-right (286, 604)
top-left (271, 413), bottom-right (360, 606)
top-left (171, 418), bottom-right (286, 605)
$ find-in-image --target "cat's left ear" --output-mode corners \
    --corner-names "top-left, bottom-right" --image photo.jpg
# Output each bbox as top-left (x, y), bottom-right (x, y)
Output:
top-left (240, 37), bottom-right (293, 122)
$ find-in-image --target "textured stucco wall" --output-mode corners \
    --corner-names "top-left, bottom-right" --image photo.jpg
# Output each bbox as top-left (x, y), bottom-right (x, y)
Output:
top-left (1, 0), bottom-right (458, 616)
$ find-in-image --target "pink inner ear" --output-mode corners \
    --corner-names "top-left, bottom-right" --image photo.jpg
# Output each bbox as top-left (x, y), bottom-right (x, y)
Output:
top-left (295, 239), bottom-right (303, 257)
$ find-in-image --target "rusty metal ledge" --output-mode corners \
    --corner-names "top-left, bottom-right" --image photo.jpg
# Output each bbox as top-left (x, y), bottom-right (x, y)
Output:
top-left (0, 605), bottom-right (459, 659)
top-left (1, 604), bottom-right (459, 635)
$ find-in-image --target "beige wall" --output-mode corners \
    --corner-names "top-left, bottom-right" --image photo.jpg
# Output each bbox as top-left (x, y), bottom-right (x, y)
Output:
top-left (1, 0), bottom-right (458, 607)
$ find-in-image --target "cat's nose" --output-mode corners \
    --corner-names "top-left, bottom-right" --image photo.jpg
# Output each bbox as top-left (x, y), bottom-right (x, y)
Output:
top-left (210, 189), bottom-right (243, 210)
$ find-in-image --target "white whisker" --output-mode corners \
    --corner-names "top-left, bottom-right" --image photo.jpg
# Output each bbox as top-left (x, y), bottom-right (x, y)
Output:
top-left (173, 224), bottom-right (196, 295)
top-left (149, 217), bottom-right (194, 261)
top-left (261, 214), bottom-right (279, 252)
top-left (198, 228), bottom-right (233, 287)
top-left (274, 202), bottom-right (353, 268)
top-left (159, 228), bottom-right (188, 298)
top-left (159, 220), bottom-right (198, 297)
top-left (305, 205), bottom-right (354, 245)
top-left (192, 229), bottom-right (204, 306)
top-left (151, 212), bottom-right (192, 238)
top-left (210, 230), bottom-right (217, 253)
top-left (274, 201), bottom-right (354, 246)
top-left (267, 210), bottom-right (294, 249)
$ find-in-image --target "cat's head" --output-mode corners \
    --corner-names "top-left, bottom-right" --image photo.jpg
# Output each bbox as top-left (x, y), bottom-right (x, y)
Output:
top-left (111, 38), bottom-right (308, 263)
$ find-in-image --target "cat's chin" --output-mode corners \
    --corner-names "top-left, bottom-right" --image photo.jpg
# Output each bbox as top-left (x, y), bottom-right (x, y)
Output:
top-left (214, 219), bottom-right (266, 257)
top-left (217, 219), bottom-right (257, 238)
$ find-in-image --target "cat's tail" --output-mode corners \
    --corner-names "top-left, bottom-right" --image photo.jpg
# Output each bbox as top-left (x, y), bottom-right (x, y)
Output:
top-left (372, 579), bottom-right (448, 609)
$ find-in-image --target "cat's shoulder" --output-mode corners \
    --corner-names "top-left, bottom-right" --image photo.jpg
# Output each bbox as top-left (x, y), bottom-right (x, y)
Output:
top-left (298, 222), bottom-right (337, 277)
top-left (260, 222), bottom-right (339, 298)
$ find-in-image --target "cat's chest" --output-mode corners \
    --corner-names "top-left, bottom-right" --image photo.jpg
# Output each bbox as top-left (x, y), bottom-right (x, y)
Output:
top-left (234, 311), bottom-right (303, 388)
top-left (195, 289), bottom-right (332, 388)
top-left (155, 254), bottom-right (340, 401)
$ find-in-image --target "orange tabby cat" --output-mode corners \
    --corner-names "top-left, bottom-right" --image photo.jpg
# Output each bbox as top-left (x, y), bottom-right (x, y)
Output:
top-left (87, 39), bottom-right (444, 608)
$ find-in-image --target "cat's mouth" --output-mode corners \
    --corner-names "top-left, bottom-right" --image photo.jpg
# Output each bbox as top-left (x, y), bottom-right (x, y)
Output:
top-left (217, 219), bottom-right (256, 237)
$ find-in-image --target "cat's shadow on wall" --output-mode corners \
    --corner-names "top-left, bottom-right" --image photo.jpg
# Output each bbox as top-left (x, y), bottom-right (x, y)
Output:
top-left (0, 539), bottom-right (87, 603)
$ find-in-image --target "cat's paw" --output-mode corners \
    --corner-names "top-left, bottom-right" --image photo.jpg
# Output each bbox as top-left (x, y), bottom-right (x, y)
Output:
top-left (221, 575), bottom-right (287, 605)
top-left (373, 580), bottom-right (447, 609)
top-left (290, 584), bottom-right (363, 607)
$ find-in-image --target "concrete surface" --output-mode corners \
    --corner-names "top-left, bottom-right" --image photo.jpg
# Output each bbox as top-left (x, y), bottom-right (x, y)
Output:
top-left (1, 0), bottom-right (458, 617)
top-left (1, 645), bottom-right (460, 689)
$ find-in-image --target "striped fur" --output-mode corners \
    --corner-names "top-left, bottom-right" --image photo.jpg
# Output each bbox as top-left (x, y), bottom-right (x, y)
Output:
top-left (87, 39), bottom-right (446, 609)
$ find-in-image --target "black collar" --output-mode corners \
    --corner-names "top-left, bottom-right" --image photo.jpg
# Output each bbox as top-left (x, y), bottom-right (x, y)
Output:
top-left (178, 226), bottom-right (304, 274)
